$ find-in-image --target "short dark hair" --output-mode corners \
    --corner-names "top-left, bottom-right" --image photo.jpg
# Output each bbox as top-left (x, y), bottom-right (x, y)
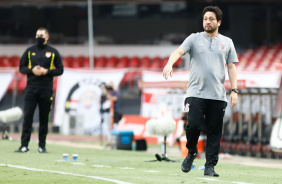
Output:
top-left (202, 6), bottom-right (223, 21)
top-left (37, 27), bottom-right (49, 35)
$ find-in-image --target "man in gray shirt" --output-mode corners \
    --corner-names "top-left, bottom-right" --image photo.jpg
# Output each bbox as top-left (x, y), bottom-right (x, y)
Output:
top-left (163, 6), bottom-right (238, 177)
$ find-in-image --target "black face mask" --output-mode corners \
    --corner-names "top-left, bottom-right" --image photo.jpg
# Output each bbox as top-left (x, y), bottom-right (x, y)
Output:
top-left (36, 37), bottom-right (45, 46)
top-left (107, 87), bottom-right (113, 91)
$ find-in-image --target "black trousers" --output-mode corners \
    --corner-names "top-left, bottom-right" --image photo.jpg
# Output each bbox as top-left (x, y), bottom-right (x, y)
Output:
top-left (21, 87), bottom-right (53, 148)
top-left (184, 97), bottom-right (227, 167)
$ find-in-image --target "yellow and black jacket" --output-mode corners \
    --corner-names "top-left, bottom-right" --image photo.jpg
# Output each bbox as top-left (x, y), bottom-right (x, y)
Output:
top-left (19, 44), bottom-right (64, 89)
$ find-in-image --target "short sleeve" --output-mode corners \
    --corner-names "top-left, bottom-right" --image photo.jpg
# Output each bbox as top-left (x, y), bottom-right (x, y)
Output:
top-left (226, 39), bottom-right (239, 64)
top-left (179, 34), bottom-right (195, 55)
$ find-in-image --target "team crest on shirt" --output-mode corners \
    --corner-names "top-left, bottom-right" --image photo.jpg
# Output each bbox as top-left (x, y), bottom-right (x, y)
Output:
top-left (45, 52), bottom-right (52, 58)
top-left (219, 43), bottom-right (227, 51)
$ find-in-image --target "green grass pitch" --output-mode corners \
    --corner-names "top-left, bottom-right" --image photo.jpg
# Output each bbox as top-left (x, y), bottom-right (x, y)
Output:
top-left (0, 140), bottom-right (281, 184)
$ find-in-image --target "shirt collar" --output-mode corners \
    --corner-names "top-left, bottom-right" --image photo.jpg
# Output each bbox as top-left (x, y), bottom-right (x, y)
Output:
top-left (201, 31), bottom-right (220, 41)
top-left (37, 44), bottom-right (48, 49)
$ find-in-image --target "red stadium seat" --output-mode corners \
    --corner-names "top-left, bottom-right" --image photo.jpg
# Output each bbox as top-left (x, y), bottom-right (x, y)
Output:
top-left (152, 56), bottom-right (161, 62)
top-left (140, 56), bottom-right (151, 68)
top-left (71, 59), bottom-right (82, 68)
top-left (95, 56), bottom-right (107, 68)
top-left (236, 44), bottom-right (282, 71)
top-left (128, 56), bottom-right (140, 68)
top-left (17, 78), bottom-right (27, 92)
top-left (9, 55), bottom-right (20, 67)
top-left (62, 59), bottom-right (71, 68)
top-left (72, 55), bottom-right (86, 68)
top-left (150, 61), bottom-right (161, 69)
top-left (116, 56), bottom-right (129, 68)
top-left (149, 56), bottom-right (162, 69)
top-left (62, 56), bottom-right (75, 68)
top-left (106, 56), bottom-right (118, 68)
top-left (76, 56), bottom-right (85, 62)
top-left (80, 57), bottom-right (96, 68)
top-left (82, 58), bottom-right (90, 68)
top-left (161, 57), bottom-right (169, 68)
top-left (120, 71), bottom-right (136, 90)
top-left (122, 72), bottom-right (135, 83)
top-left (53, 77), bottom-right (58, 91)
top-left (0, 57), bottom-right (11, 67)
top-left (64, 56), bottom-right (74, 63)
top-left (0, 55), bottom-right (8, 64)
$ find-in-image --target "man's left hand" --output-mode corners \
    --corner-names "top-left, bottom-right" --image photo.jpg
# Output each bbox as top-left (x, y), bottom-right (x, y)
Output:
top-left (39, 67), bottom-right (48, 75)
top-left (229, 92), bottom-right (238, 109)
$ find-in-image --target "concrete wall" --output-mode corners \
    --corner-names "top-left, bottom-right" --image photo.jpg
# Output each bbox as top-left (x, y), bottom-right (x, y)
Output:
top-left (0, 44), bottom-right (179, 58)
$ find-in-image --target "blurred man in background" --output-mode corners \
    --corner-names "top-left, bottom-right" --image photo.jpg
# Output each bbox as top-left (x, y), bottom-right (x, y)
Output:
top-left (100, 82), bottom-right (112, 146)
top-left (15, 27), bottom-right (64, 153)
top-left (163, 6), bottom-right (238, 177)
top-left (101, 81), bottom-right (122, 130)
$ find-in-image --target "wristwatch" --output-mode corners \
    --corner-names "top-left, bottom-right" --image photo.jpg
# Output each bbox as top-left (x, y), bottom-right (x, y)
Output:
top-left (231, 88), bottom-right (239, 93)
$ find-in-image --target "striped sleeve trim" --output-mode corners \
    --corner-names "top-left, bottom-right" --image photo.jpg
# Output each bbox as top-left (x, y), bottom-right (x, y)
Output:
top-left (50, 53), bottom-right (55, 69)
top-left (28, 51), bottom-right (32, 69)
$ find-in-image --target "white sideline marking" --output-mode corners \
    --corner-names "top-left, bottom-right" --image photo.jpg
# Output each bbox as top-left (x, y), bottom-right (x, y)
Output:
top-left (0, 164), bottom-right (132, 184)
top-left (92, 165), bottom-right (111, 168)
top-left (198, 177), bottom-right (221, 181)
top-left (169, 174), bottom-right (182, 176)
top-left (144, 170), bottom-right (160, 173)
top-left (120, 167), bottom-right (135, 170)
top-left (71, 162), bottom-right (85, 165)
top-left (232, 182), bottom-right (254, 184)
top-left (93, 160), bottom-right (121, 163)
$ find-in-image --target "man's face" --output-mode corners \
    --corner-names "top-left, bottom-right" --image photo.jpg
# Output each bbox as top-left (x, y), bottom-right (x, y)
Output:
top-left (203, 11), bottom-right (221, 33)
top-left (107, 81), bottom-right (114, 90)
top-left (35, 30), bottom-right (49, 44)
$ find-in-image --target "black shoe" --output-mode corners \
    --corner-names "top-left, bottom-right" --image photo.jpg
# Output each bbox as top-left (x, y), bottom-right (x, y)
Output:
top-left (38, 147), bottom-right (48, 153)
top-left (155, 154), bottom-right (162, 161)
top-left (181, 150), bottom-right (198, 173)
top-left (15, 146), bottom-right (29, 153)
top-left (204, 167), bottom-right (219, 177)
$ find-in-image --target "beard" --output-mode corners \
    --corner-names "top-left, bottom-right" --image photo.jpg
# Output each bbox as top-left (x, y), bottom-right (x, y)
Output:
top-left (204, 25), bottom-right (217, 33)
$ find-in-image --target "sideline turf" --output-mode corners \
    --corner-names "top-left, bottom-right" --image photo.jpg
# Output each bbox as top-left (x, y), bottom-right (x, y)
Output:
top-left (0, 140), bottom-right (281, 184)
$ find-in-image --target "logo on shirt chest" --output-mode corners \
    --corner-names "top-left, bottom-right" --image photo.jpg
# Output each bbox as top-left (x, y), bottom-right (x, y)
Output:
top-left (45, 52), bottom-right (52, 58)
top-left (219, 43), bottom-right (227, 51)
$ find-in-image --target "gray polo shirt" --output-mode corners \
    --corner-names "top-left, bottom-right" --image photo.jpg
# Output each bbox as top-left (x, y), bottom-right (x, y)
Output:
top-left (179, 32), bottom-right (239, 102)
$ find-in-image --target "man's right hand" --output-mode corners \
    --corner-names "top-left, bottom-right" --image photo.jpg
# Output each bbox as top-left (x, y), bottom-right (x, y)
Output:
top-left (162, 48), bottom-right (184, 80)
top-left (163, 63), bottom-right (173, 80)
top-left (32, 65), bottom-right (42, 76)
